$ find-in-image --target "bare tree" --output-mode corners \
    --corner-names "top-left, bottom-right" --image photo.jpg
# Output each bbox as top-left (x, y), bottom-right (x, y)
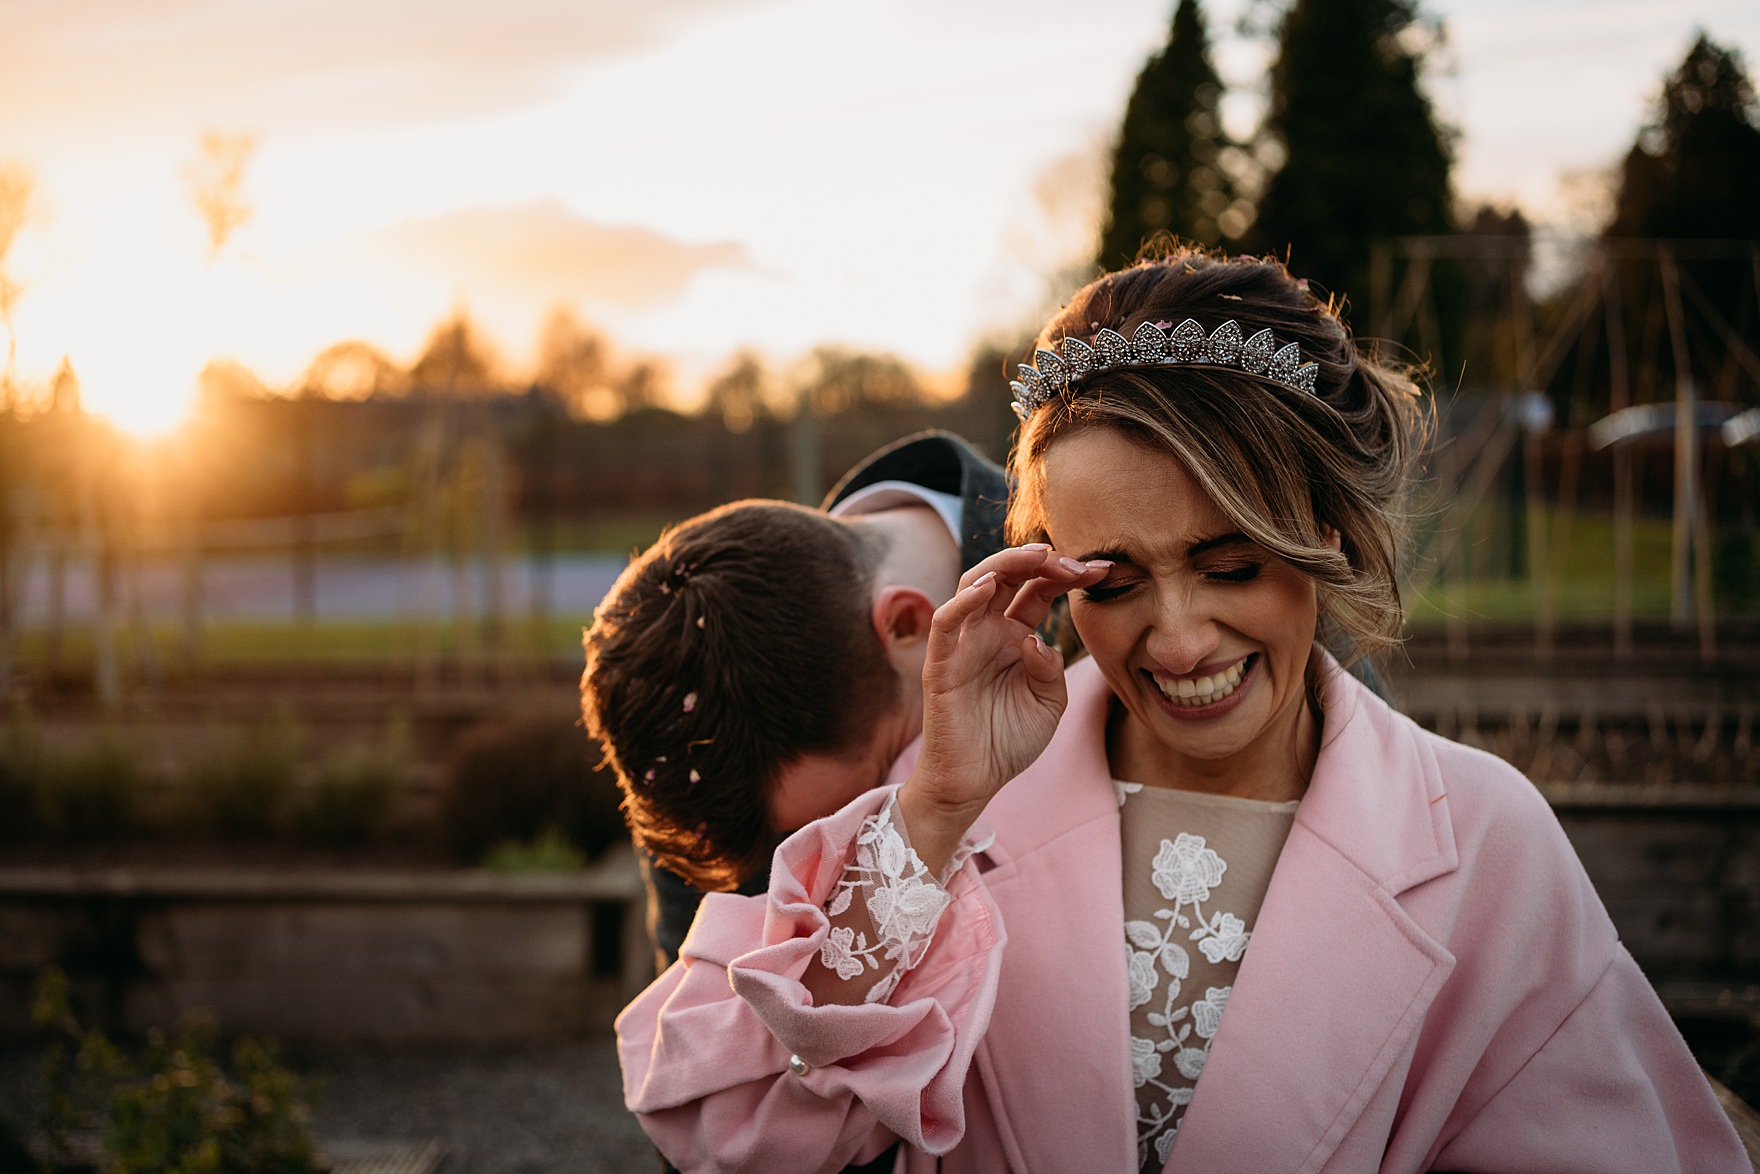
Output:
top-left (704, 350), bottom-right (771, 434)
top-left (533, 305), bottom-right (613, 416)
top-left (179, 131), bottom-right (254, 667)
top-left (186, 131), bottom-right (255, 260)
top-left (410, 310), bottom-right (501, 395)
top-left (301, 339), bottom-right (409, 400)
top-left (0, 163), bottom-right (33, 405)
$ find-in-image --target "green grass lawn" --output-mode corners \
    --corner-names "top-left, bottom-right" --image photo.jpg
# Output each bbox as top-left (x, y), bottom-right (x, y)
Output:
top-left (9, 509), bottom-right (1755, 672)
top-left (1406, 508), bottom-right (1758, 628)
top-left (10, 616), bottom-right (595, 672)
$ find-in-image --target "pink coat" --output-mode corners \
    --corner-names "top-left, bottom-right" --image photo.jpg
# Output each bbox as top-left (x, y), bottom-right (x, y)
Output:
top-left (618, 655), bottom-right (1746, 1173)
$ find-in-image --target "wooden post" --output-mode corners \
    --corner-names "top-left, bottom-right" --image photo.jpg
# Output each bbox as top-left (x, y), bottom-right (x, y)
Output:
top-left (1437, 424), bottom-right (1467, 661)
top-left (1694, 491), bottom-right (1716, 663)
top-left (1522, 404), bottom-right (1554, 660)
top-left (525, 389), bottom-right (556, 661)
top-left (1659, 248), bottom-right (1697, 630)
top-left (404, 403), bottom-right (448, 690)
top-left (791, 392), bottom-right (820, 507)
top-left (1369, 241), bottom-right (1393, 341)
top-left (293, 397), bottom-right (316, 626)
top-left (1508, 254), bottom-right (1553, 659)
top-left (480, 417), bottom-right (508, 680)
top-left (79, 434), bottom-right (119, 706)
top-left (180, 463), bottom-right (204, 671)
top-left (1601, 254), bottom-right (1633, 659)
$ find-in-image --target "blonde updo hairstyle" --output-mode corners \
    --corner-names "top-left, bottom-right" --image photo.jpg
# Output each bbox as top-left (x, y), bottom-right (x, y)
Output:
top-left (1008, 249), bottom-right (1428, 669)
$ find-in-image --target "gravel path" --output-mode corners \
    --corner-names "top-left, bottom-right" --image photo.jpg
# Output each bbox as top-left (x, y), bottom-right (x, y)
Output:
top-left (1, 1035), bottom-right (658, 1174)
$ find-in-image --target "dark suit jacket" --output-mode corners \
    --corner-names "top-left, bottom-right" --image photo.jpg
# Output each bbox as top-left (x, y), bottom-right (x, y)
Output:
top-left (819, 429), bottom-right (1010, 572)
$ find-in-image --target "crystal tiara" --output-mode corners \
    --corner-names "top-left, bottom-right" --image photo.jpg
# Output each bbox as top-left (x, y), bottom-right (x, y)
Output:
top-left (1009, 318), bottom-right (1321, 420)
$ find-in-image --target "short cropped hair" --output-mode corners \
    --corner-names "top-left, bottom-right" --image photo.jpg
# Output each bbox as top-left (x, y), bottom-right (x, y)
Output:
top-left (580, 501), bottom-right (899, 890)
top-left (1009, 249), bottom-right (1428, 667)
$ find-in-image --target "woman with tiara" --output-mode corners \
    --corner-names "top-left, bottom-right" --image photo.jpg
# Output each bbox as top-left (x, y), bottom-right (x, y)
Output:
top-left (617, 250), bottom-right (1745, 1172)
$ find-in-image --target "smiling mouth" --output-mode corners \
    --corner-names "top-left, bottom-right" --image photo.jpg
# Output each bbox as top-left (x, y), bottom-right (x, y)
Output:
top-left (1149, 655), bottom-right (1252, 708)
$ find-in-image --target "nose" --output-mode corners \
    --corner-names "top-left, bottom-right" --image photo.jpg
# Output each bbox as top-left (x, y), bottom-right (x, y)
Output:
top-left (1144, 584), bottom-right (1220, 674)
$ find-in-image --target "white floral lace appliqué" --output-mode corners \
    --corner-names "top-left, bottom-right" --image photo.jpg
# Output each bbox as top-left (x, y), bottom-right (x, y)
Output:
top-left (820, 795), bottom-right (987, 1005)
top-left (1127, 831), bottom-right (1248, 1168)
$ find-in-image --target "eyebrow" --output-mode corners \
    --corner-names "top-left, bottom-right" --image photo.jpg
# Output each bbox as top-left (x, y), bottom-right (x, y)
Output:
top-left (1187, 531), bottom-right (1253, 558)
top-left (1074, 531), bottom-right (1253, 564)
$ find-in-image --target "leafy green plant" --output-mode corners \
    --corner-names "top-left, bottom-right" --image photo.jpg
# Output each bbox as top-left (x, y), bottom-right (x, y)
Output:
top-left (481, 826), bottom-right (587, 873)
top-left (294, 722), bottom-right (407, 850)
top-left (32, 967), bottom-right (321, 1174)
top-left (0, 706), bottom-right (45, 846)
top-left (184, 714), bottom-right (301, 841)
top-left (439, 716), bottom-right (626, 866)
top-left (0, 710), bottom-right (141, 847)
top-left (40, 741), bottom-right (140, 846)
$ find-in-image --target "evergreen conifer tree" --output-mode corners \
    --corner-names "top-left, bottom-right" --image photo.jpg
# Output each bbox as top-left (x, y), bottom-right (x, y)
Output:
top-left (1250, 0), bottom-right (1454, 316)
top-left (1608, 34), bottom-right (1760, 241)
top-left (1599, 35), bottom-right (1760, 409)
top-left (1096, 0), bottom-right (1239, 268)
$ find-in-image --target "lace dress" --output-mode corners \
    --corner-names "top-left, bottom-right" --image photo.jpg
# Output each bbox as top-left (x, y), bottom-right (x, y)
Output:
top-left (1114, 781), bottom-right (1297, 1171)
top-left (814, 787), bottom-right (1294, 1172)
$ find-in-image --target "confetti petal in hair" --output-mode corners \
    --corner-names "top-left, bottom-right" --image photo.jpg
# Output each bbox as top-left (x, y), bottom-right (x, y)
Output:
top-left (682, 692), bottom-right (698, 713)
top-left (689, 769), bottom-right (701, 783)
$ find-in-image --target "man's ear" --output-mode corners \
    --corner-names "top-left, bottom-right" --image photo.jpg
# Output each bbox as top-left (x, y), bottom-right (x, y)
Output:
top-left (870, 584), bottom-right (936, 656)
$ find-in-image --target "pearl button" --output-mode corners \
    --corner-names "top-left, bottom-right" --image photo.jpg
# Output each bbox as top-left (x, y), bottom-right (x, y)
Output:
top-left (787, 1054), bottom-right (809, 1076)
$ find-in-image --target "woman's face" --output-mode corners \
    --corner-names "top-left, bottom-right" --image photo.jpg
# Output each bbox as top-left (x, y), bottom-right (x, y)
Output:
top-left (1041, 426), bottom-right (1323, 797)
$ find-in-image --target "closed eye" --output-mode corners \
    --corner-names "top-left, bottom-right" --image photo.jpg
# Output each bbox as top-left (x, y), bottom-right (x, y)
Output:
top-left (1204, 563), bottom-right (1263, 583)
top-left (1079, 581), bottom-right (1138, 603)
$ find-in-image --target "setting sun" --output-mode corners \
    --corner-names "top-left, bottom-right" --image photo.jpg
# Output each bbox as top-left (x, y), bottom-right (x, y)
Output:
top-left (1, 0), bottom-right (1746, 426)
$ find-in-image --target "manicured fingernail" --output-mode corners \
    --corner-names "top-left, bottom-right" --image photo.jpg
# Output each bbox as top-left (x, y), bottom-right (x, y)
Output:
top-left (1085, 560), bottom-right (1114, 571)
top-left (1059, 557), bottom-right (1086, 574)
top-left (969, 571), bottom-right (997, 590)
top-left (1020, 542), bottom-right (1050, 551)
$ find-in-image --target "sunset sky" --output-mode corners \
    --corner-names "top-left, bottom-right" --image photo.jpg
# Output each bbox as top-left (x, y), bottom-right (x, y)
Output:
top-left (2, 0), bottom-right (1757, 435)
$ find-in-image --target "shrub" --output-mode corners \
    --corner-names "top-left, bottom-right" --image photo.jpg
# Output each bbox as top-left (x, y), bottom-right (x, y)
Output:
top-left (481, 827), bottom-right (588, 873)
top-left (184, 714), bottom-right (301, 841)
top-left (40, 740), bottom-right (140, 846)
top-left (293, 723), bottom-right (407, 850)
top-left (0, 710), bottom-right (142, 847)
top-left (438, 716), bottom-right (626, 866)
top-left (0, 710), bottom-right (44, 847)
top-left (32, 967), bottom-right (322, 1174)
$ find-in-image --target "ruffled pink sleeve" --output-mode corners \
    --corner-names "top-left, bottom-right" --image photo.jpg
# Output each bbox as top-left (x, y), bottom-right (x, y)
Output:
top-left (616, 785), bottom-right (1006, 1172)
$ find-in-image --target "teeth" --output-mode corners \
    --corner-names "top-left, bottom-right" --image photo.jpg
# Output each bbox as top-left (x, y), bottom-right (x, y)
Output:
top-left (1153, 660), bottom-right (1247, 708)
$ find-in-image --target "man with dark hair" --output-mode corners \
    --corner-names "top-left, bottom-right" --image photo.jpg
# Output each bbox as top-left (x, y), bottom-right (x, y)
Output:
top-left (581, 432), bottom-right (1009, 969)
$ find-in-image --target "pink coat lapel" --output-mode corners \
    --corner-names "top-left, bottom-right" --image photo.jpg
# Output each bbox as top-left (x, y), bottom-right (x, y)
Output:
top-left (969, 656), bottom-right (1139, 1174)
top-left (1168, 658), bottom-right (1460, 1173)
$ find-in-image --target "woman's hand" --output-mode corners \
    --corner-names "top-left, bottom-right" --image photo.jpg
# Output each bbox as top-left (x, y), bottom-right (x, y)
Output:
top-left (896, 545), bottom-right (1110, 874)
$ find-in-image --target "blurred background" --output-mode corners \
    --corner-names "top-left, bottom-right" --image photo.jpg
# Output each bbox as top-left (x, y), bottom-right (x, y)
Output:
top-left (1, 0), bottom-right (1758, 1170)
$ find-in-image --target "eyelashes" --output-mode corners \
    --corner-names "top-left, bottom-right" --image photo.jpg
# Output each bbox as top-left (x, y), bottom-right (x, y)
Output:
top-left (1077, 562), bottom-right (1264, 604)
top-left (1205, 563), bottom-right (1264, 583)
top-left (1080, 583), bottom-right (1134, 604)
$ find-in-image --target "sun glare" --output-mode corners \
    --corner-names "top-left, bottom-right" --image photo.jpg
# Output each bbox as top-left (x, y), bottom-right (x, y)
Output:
top-left (81, 377), bottom-right (197, 440)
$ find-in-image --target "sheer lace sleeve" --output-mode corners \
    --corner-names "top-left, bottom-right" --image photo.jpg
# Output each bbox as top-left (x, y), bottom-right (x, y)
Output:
top-left (814, 791), bottom-right (993, 1005)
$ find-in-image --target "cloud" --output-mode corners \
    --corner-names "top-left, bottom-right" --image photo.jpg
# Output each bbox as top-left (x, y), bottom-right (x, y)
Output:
top-left (0, 0), bottom-right (764, 143)
top-left (366, 199), bottom-right (749, 308)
